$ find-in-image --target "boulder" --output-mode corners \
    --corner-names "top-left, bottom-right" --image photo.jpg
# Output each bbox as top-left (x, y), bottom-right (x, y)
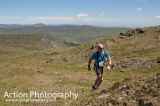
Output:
top-left (119, 28), bottom-right (144, 38)
top-left (135, 28), bottom-right (144, 34)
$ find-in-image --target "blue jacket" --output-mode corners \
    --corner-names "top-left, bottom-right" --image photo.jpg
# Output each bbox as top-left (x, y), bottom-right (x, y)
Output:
top-left (90, 50), bottom-right (110, 67)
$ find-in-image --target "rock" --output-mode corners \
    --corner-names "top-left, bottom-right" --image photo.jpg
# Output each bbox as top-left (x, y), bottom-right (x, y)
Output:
top-left (119, 85), bottom-right (130, 91)
top-left (108, 102), bottom-right (113, 106)
top-left (138, 99), bottom-right (153, 106)
top-left (45, 58), bottom-right (54, 63)
top-left (135, 28), bottom-right (144, 34)
top-left (100, 89), bottom-right (108, 94)
top-left (111, 82), bottom-right (121, 90)
top-left (138, 99), bottom-right (145, 106)
top-left (144, 102), bottom-right (153, 106)
top-left (49, 51), bottom-right (59, 55)
top-left (98, 94), bottom-right (110, 99)
top-left (36, 70), bottom-right (42, 73)
top-left (62, 57), bottom-right (68, 62)
top-left (113, 58), bottom-right (157, 70)
top-left (123, 102), bottom-right (127, 106)
top-left (79, 73), bottom-right (160, 106)
top-left (44, 51), bottom-right (59, 56)
top-left (119, 35), bottom-right (127, 39)
top-left (63, 40), bottom-right (80, 46)
top-left (119, 28), bottom-right (144, 39)
top-left (157, 57), bottom-right (160, 63)
top-left (119, 32), bottom-right (133, 38)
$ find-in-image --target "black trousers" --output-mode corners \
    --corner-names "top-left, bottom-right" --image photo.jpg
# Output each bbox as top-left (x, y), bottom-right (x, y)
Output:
top-left (94, 65), bottom-right (104, 76)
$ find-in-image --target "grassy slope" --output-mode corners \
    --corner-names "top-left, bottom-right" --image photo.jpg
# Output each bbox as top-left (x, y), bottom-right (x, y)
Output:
top-left (0, 26), bottom-right (160, 106)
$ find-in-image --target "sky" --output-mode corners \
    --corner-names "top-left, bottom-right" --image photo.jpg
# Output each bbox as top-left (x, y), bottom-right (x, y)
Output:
top-left (0, 0), bottom-right (160, 27)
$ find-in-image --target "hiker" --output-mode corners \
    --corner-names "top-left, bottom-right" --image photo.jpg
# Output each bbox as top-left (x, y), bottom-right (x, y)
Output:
top-left (88, 43), bottom-right (112, 90)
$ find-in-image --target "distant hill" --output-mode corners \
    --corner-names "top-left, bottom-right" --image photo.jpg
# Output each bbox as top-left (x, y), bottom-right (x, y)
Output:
top-left (0, 24), bottom-right (128, 49)
top-left (0, 24), bottom-right (128, 42)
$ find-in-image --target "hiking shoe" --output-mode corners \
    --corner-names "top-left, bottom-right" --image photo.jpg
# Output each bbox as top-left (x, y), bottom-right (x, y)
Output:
top-left (92, 85), bottom-right (97, 90)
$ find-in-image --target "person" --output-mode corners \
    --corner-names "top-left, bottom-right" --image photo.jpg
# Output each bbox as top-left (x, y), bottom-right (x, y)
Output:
top-left (88, 43), bottom-right (112, 90)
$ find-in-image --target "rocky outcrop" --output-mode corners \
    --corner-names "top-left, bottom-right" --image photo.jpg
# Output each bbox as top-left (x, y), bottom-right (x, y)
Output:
top-left (119, 28), bottom-right (144, 38)
top-left (73, 73), bottom-right (160, 106)
top-left (112, 58), bottom-right (158, 70)
top-left (97, 73), bottom-right (160, 106)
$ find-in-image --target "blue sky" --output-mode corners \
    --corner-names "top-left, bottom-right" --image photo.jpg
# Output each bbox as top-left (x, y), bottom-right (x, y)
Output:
top-left (0, 0), bottom-right (160, 27)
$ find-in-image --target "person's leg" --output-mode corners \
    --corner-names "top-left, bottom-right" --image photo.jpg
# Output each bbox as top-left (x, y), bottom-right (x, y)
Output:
top-left (92, 67), bottom-right (100, 90)
top-left (96, 74), bottom-right (103, 88)
top-left (92, 76), bottom-right (99, 89)
top-left (95, 67), bottom-right (103, 88)
top-left (92, 67), bottom-right (103, 89)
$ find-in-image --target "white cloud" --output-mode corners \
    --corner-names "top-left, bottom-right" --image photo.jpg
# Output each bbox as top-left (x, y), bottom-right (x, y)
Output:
top-left (0, 16), bottom-right (76, 21)
top-left (0, 15), bottom-right (96, 24)
top-left (155, 16), bottom-right (160, 19)
top-left (27, 16), bottom-right (75, 21)
top-left (0, 13), bottom-right (95, 23)
top-left (76, 13), bottom-right (89, 18)
top-left (137, 8), bottom-right (143, 11)
top-left (0, 16), bottom-right (78, 24)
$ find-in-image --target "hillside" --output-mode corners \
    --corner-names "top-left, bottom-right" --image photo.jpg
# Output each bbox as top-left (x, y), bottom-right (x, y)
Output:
top-left (0, 24), bottom-right (128, 43)
top-left (0, 25), bottom-right (159, 106)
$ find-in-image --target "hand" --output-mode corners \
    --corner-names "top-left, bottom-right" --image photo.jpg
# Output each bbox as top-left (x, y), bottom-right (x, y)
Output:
top-left (88, 64), bottom-right (91, 71)
top-left (107, 66), bottom-right (111, 70)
